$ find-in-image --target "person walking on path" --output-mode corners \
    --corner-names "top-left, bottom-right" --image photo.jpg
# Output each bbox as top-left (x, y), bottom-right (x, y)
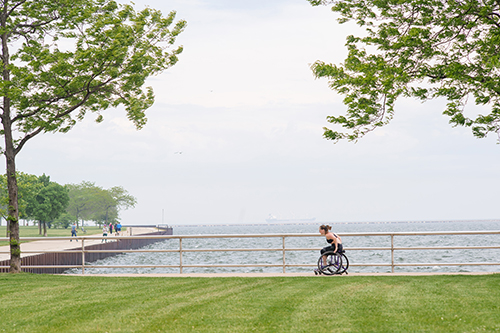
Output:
top-left (109, 223), bottom-right (113, 235)
top-left (70, 223), bottom-right (78, 242)
top-left (116, 222), bottom-right (122, 236)
top-left (102, 225), bottom-right (108, 243)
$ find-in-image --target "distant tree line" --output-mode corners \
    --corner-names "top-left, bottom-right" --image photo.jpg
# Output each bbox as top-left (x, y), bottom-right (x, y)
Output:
top-left (0, 173), bottom-right (136, 236)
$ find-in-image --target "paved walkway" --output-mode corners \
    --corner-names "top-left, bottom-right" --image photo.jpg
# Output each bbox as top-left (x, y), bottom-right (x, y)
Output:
top-left (64, 271), bottom-right (498, 277)
top-left (0, 227), bottom-right (156, 262)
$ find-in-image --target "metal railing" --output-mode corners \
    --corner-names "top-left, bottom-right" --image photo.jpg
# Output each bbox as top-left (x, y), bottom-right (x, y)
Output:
top-left (1, 230), bottom-right (500, 274)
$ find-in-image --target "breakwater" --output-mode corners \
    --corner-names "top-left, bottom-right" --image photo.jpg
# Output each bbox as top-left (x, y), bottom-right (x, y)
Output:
top-left (0, 228), bottom-right (172, 274)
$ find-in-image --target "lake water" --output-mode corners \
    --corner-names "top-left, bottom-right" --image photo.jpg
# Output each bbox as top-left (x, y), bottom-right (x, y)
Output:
top-left (65, 220), bottom-right (500, 274)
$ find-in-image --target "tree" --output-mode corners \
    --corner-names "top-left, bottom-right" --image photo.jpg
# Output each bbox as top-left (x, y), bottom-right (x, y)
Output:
top-left (66, 183), bottom-right (137, 226)
top-left (0, 172), bottom-right (41, 235)
top-left (66, 181), bottom-right (105, 227)
top-left (1, 0), bottom-right (186, 272)
top-left (91, 202), bottom-right (119, 226)
top-left (89, 189), bottom-right (117, 226)
top-left (52, 212), bottom-right (77, 229)
top-left (104, 185), bottom-right (137, 223)
top-left (30, 174), bottom-right (52, 234)
top-left (308, 0), bottom-right (500, 142)
top-left (25, 178), bottom-right (69, 236)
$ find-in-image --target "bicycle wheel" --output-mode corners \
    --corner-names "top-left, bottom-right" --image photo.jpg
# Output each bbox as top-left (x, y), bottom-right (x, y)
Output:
top-left (317, 251), bottom-right (341, 275)
top-left (338, 253), bottom-right (349, 275)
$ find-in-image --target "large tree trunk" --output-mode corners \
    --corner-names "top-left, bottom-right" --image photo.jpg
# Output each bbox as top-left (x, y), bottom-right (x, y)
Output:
top-left (43, 221), bottom-right (47, 237)
top-left (1, 4), bottom-right (21, 273)
top-left (2, 92), bottom-right (20, 273)
top-left (3, 118), bottom-right (21, 273)
top-left (38, 220), bottom-right (42, 235)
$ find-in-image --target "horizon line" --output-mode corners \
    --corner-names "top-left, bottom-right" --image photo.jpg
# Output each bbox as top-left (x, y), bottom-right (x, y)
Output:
top-left (165, 219), bottom-right (500, 228)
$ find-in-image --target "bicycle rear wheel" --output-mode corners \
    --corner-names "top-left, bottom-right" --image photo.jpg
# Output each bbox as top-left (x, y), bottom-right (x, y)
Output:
top-left (318, 251), bottom-right (341, 275)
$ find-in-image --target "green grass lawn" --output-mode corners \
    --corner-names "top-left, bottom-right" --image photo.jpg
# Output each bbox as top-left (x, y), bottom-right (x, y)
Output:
top-left (0, 274), bottom-right (499, 332)
top-left (0, 226), bottom-right (112, 246)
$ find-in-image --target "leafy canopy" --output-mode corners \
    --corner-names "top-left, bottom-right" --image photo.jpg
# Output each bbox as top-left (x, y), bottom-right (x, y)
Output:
top-left (308, 0), bottom-right (500, 142)
top-left (0, 172), bottom-right (41, 220)
top-left (25, 182), bottom-right (69, 223)
top-left (65, 181), bottom-right (136, 226)
top-left (1, 0), bottom-right (186, 155)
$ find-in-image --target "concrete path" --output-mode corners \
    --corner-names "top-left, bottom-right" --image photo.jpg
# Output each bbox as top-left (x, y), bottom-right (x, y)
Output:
top-left (0, 227), bottom-right (157, 262)
top-left (63, 271), bottom-right (498, 277)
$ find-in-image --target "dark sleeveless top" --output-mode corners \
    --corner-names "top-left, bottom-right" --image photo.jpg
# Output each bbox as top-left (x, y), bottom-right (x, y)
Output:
top-left (326, 233), bottom-right (340, 244)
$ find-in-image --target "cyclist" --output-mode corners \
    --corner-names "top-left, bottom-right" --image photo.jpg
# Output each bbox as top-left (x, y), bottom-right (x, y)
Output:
top-left (315, 224), bottom-right (343, 274)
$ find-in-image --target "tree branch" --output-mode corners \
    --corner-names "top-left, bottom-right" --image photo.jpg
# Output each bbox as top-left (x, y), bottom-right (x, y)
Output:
top-left (13, 16), bottom-right (60, 34)
top-left (14, 94), bottom-right (91, 156)
top-left (12, 58), bottom-right (117, 124)
top-left (7, 0), bottom-right (28, 19)
top-left (13, 126), bottom-right (44, 156)
top-left (13, 73), bottom-right (117, 156)
top-left (484, 12), bottom-right (500, 29)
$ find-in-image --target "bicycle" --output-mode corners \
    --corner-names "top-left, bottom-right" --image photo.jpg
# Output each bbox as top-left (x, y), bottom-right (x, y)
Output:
top-left (315, 250), bottom-right (349, 275)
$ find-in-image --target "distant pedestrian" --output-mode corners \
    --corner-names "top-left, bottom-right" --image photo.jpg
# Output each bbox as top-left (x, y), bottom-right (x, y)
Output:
top-left (70, 223), bottom-right (78, 242)
top-left (116, 222), bottom-right (122, 236)
top-left (102, 225), bottom-right (108, 243)
top-left (109, 223), bottom-right (113, 234)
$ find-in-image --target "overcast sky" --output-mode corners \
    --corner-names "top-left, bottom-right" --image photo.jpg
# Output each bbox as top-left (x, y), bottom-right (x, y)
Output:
top-left (13, 0), bottom-right (500, 225)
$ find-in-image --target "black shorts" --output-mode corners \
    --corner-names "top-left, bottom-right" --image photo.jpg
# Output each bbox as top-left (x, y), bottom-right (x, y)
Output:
top-left (320, 243), bottom-right (343, 255)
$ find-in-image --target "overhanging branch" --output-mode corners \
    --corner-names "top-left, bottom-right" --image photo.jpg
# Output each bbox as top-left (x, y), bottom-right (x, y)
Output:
top-left (13, 77), bottom-right (115, 156)
top-left (12, 72), bottom-right (115, 124)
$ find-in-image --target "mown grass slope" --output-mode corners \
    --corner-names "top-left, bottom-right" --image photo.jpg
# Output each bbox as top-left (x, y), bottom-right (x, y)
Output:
top-left (1, 274), bottom-right (499, 332)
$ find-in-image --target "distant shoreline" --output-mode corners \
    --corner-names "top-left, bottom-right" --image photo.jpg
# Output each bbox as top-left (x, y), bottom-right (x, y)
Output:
top-left (170, 219), bottom-right (500, 228)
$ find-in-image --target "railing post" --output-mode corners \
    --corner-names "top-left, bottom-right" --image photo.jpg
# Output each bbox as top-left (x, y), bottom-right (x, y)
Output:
top-left (81, 238), bottom-right (85, 275)
top-left (282, 236), bottom-right (286, 273)
top-left (179, 237), bottom-right (183, 274)
top-left (391, 234), bottom-right (394, 273)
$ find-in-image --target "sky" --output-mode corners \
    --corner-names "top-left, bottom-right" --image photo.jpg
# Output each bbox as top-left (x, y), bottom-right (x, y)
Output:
top-left (12, 0), bottom-right (500, 226)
